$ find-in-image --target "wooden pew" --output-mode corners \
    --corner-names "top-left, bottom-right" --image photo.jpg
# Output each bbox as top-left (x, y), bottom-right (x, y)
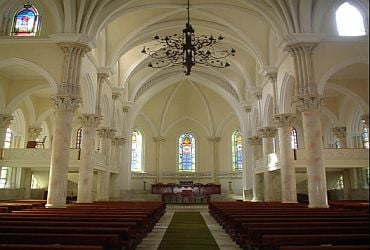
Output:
top-left (0, 225), bottom-right (132, 249)
top-left (0, 233), bottom-right (120, 250)
top-left (259, 234), bottom-right (370, 250)
top-left (236, 221), bottom-right (369, 246)
top-left (280, 246), bottom-right (370, 250)
top-left (245, 226), bottom-right (369, 249)
top-left (0, 244), bottom-right (103, 250)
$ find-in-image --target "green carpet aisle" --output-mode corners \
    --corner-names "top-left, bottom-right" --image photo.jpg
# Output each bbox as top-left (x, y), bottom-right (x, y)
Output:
top-left (158, 212), bottom-right (220, 250)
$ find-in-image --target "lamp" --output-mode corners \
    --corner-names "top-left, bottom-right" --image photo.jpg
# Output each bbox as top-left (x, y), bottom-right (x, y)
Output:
top-left (141, 0), bottom-right (236, 75)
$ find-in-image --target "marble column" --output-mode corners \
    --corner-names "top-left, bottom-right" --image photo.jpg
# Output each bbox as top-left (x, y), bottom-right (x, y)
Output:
top-left (96, 170), bottom-right (110, 201)
top-left (247, 136), bottom-right (263, 201)
top-left (46, 42), bottom-right (90, 208)
top-left (332, 127), bottom-right (347, 148)
top-left (208, 137), bottom-right (221, 183)
top-left (96, 127), bottom-right (115, 201)
top-left (23, 168), bottom-right (32, 199)
top-left (114, 137), bottom-right (126, 199)
top-left (273, 113), bottom-right (297, 203)
top-left (243, 106), bottom-right (253, 200)
top-left (258, 127), bottom-right (277, 201)
top-left (296, 95), bottom-right (328, 208)
top-left (154, 136), bottom-right (165, 183)
top-left (76, 114), bottom-right (101, 203)
top-left (0, 114), bottom-right (13, 158)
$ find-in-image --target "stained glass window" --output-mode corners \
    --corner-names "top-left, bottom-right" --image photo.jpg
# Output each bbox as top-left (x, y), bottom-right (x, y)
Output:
top-left (131, 130), bottom-right (142, 171)
top-left (232, 129), bottom-right (243, 171)
top-left (291, 127), bottom-right (298, 149)
top-left (4, 128), bottom-right (12, 149)
top-left (336, 2), bottom-right (366, 36)
top-left (12, 4), bottom-right (40, 36)
top-left (0, 167), bottom-right (7, 188)
top-left (178, 133), bottom-right (195, 172)
top-left (362, 127), bottom-right (369, 149)
top-left (76, 127), bottom-right (83, 149)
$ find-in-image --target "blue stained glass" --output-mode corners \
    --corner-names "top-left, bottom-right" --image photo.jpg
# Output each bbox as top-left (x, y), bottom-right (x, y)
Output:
top-left (232, 129), bottom-right (243, 170)
top-left (131, 130), bottom-right (142, 171)
top-left (13, 5), bottom-right (39, 36)
top-left (178, 133), bottom-right (195, 172)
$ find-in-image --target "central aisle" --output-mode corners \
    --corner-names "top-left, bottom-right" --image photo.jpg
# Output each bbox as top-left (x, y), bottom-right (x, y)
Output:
top-left (137, 204), bottom-right (242, 249)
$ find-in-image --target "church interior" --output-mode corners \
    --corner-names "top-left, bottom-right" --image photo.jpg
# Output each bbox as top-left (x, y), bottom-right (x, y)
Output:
top-left (0, 0), bottom-right (369, 249)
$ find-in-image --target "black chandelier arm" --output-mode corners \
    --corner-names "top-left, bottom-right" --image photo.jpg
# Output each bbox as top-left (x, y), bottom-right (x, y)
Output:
top-left (196, 49), bottom-right (235, 60)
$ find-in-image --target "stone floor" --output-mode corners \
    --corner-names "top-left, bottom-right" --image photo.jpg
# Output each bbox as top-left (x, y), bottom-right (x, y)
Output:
top-left (137, 204), bottom-right (242, 250)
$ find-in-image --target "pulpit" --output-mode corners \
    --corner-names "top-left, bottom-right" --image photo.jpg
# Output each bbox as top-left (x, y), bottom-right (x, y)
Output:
top-left (151, 183), bottom-right (221, 203)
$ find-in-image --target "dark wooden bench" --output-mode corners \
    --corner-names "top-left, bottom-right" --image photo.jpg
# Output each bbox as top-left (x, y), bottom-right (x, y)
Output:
top-left (0, 233), bottom-right (120, 250)
top-left (245, 226), bottom-right (369, 249)
top-left (280, 245), bottom-right (370, 250)
top-left (0, 226), bottom-right (132, 249)
top-left (0, 244), bottom-right (103, 250)
top-left (259, 234), bottom-right (370, 250)
top-left (235, 221), bottom-right (369, 246)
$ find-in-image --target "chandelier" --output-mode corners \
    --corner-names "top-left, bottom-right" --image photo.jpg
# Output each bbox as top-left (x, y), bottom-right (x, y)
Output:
top-left (141, 0), bottom-right (236, 75)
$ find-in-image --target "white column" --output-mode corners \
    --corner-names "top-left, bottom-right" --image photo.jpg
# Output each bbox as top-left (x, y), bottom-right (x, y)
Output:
top-left (115, 137), bottom-right (126, 198)
top-left (96, 170), bottom-right (110, 201)
top-left (273, 113), bottom-right (297, 203)
top-left (154, 136), bottom-right (165, 183)
top-left (23, 168), bottom-right (32, 199)
top-left (247, 136), bottom-right (263, 201)
top-left (76, 114), bottom-right (101, 203)
top-left (332, 127), bottom-right (347, 148)
top-left (243, 106), bottom-right (253, 200)
top-left (296, 95), bottom-right (328, 208)
top-left (96, 127), bottom-right (115, 201)
top-left (258, 127), bottom-right (277, 201)
top-left (46, 42), bottom-right (90, 208)
top-left (208, 137), bottom-right (220, 183)
top-left (286, 42), bottom-right (328, 208)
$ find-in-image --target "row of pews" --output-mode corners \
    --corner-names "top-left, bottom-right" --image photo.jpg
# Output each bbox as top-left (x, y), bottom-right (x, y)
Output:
top-left (0, 200), bottom-right (166, 250)
top-left (209, 201), bottom-right (369, 250)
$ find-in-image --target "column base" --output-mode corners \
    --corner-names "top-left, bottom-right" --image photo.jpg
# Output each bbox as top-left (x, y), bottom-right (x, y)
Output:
top-left (281, 201), bottom-right (299, 204)
top-left (45, 203), bottom-right (67, 208)
top-left (308, 204), bottom-right (329, 208)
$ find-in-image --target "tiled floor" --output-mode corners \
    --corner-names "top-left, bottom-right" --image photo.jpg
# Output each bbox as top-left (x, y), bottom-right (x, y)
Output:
top-left (136, 204), bottom-right (241, 249)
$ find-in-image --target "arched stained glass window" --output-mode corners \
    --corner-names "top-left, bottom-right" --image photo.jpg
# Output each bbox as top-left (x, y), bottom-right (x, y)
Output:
top-left (291, 127), bottom-right (298, 149)
top-left (336, 2), bottom-right (366, 36)
top-left (131, 130), bottom-right (142, 171)
top-left (232, 129), bottom-right (243, 171)
top-left (178, 133), bottom-right (195, 172)
top-left (76, 127), bottom-right (83, 149)
top-left (4, 128), bottom-right (12, 149)
top-left (12, 3), bottom-right (40, 36)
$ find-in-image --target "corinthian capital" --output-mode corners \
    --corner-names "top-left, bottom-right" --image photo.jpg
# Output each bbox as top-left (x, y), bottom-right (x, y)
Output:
top-left (0, 114), bottom-right (13, 128)
top-left (52, 95), bottom-right (81, 112)
top-left (257, 127), bottom-right (277, 138)
top-left (273, 114), bottom-right (296, 128)
top-left (247, 136), bottom-right (262, 145)
top-left (332, 127), bottom-right (346, 138)
top-left (294, 94), bottom-right (324, 112)
top-left (28, 127), bottom-right (42, 140)
top-left (361, 114), bottom-right (369, 128)
top-left (79, 114), bottom-right (102, 128)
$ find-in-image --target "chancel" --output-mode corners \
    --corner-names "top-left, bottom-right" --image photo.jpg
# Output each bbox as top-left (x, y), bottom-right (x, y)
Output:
top-left (0, 0), bottom-right (368, 249)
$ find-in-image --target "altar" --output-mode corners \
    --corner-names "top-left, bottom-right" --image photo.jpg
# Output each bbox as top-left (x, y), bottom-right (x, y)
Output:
top-left (151, 182), bottom-right (221, 203)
